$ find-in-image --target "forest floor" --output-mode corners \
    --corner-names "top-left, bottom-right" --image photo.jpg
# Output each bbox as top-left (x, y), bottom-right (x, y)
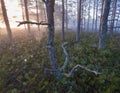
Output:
top-left (0, 28), bottom-right (120, 93)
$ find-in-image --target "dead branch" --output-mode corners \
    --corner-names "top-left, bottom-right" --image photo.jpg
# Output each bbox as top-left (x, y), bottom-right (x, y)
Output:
top-left (61, 42), bottom-right (69, 71)
top-left (64, 64), bottom-right (101, 77)
top-left (16, 21), bottom-right (49, 27)
top-left (60, 42), bottom-right (100, 77)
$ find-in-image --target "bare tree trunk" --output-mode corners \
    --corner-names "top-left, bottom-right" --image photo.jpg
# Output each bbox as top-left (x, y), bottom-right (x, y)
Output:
top-left (24, 0), bottom-right (30, 33)
top-left (21, 0), bottom-right (26, 31)
top-left (95, 0), bottom-right (98, 32)
top-left (110, 0), bottom-right (117, 35)
top-left (62, 0), bottom-right (65, 42)
top-left (87, 0), bottom-right (90, 32)
top-left (42, 3), bottom-right (47, 21)
top-left (43, 0), bottom-right (62, 80)
top-left (80, 0), bottom-right (84, 32)
top-left (115, 11), bottom-right (120, 31)
top-left (99, 0), bottom-right (111, 49)
top-left (92, 0), bottom-right (96, 32)
top-left (65, 0), bottom-right (68, 32)
top-left (36, 0), bottom-right (40, 31)
top-left (1, 0), bottom-right (12, 45)
top-left (76, 0), bottom-right (81, 42)
top-left (99, 0), bottom-right (104, 32)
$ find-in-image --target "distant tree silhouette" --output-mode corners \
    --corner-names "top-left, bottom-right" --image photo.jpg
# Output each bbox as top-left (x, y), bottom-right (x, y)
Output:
top-left (1, 0), bottom-right (12, 45)
top-left (35, 0), bottom-right (40, 31)
top-left (24, 0), bottom-right (30, 33)
top-left (20, 0), bottom-right (27, 31)
top-left (87, 0), bottom-right (91, 32)
top-left (65, 0), bottom-right (68, 32)
top-left (62, 0), bottom-right (65, 42)
top-left (109, 0), bottom-right (117, 35)
top-left (95, 0), bottom-right (99, 32)
top-left (92, 0), bottom-right (96, 31)
top-left (76, 0), bottom-right (82, 42)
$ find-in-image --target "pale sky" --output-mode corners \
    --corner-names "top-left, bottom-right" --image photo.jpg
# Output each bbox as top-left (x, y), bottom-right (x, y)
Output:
top-left (0, 0), bottom-right (99, 28)
top-left (2, 0), bottom-right (22, 27)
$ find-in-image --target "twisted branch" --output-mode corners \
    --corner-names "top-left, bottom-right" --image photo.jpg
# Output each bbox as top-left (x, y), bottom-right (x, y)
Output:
top-left (16, 21), bottom-right (49, 27)
top-left (61, 42), bottom-right (69, 71)
top-left (60, 42), bottom-right (100, 77)
top-left (64, 64), bottom-right (101, 77)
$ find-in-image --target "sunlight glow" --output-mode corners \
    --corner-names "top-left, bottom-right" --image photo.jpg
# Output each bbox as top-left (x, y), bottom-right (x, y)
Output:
top-left (2, 0), bottom-right (23, 28)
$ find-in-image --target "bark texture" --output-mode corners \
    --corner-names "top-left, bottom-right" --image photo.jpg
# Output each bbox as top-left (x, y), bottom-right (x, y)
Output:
top-left (99, 0), bottom-right (111, 49)
top-left (43, 0), bottom-right (62, 80)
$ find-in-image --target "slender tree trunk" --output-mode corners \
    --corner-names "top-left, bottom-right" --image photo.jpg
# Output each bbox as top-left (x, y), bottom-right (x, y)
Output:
top-left (43, 0), bottom-right (62, 80)
top-left (24, 0), bottom-right (30, 33)
top-left (95, 0), bottom-right (98, 31)
top-left (115, 11), bottom-right (120, 32)
top-left (87, 0), bottom-right (90, 31)
top-left (62, 0), bottom-right (65, 42)
top-left (43, 3), bottom-right (47, 21)
top-left (99, 0), bottom-right (111, 49)
top-left (92, 0), bottom-right (96, 32)
top-left (21, 0), bottom-right (26, 31)
top-left (65, 0), bottom-right (68, 32)
top-left (1, 0), bottom-right (12, 45)
top-left (76, 0), bottom-right (81, 42)
top-left (81, 2), bottom-right (84, 32)
top-left (36, 0), bottom-right (40, 31)
top-left (110, 0), bottom-right (117, 35)
top-left (99, 0), bottom-right (104, 32)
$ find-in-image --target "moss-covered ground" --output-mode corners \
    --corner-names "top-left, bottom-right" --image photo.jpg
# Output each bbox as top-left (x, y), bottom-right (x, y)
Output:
top-left (0, 30), bottom-right (120, 93)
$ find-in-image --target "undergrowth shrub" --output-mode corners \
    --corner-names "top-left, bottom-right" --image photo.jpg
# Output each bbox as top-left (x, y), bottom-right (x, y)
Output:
top-left (0, 31), bottom-right (119, 93)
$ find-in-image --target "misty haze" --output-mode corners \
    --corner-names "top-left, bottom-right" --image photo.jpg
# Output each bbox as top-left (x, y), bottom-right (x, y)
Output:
top-left (0, 0), bottom-right (120, 93)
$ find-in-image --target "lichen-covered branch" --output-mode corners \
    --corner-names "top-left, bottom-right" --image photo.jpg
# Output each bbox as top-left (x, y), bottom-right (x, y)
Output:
top-left (64, 64), bottom-right (101, 77)
top-left (16, 21), bottom-right (49, 27)
top-left (60, 42), bottom-right (69, 71)
top-left (60, 42), bottom-right (100, 77)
